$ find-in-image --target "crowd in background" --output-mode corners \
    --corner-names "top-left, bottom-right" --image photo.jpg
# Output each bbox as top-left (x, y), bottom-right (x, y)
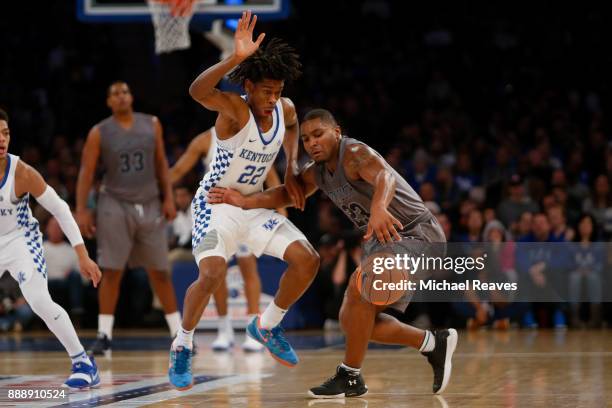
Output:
top-left (1, 1), bottom-right (611, 332)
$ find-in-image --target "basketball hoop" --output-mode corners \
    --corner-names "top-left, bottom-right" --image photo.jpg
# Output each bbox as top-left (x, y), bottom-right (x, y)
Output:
top-left (147, 0), bottom-right (196, 54)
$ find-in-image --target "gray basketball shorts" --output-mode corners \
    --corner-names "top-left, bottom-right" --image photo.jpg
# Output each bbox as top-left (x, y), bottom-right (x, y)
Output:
top-left (96, 192), bottom-right (169, 271)
top-left (360, 214), bottom-right (447, 312)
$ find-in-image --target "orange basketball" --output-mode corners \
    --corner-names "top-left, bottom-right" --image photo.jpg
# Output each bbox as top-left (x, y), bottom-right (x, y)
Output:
top-left (357, 251), bottom-right (411, 306)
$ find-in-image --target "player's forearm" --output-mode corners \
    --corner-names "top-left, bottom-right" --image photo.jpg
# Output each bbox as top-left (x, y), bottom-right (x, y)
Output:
top-left (189, 54), bottom-right (243, 101)
top-left (156, 159), bottom-right (173, 200)
top-left (75, 169), bottom-right (94, 212)
top-left (74, 244), bottom-right (90, 261)
top-left (169, 160), bottom-right (191, 184)
top-left (242, 186), bottom-right (293, 209)
top-left (283, 125), bottom-right (299, 175)
top-left (36, 186), bottom-right (84, 247)
top-left (370, 170), bottom-right (396, 212)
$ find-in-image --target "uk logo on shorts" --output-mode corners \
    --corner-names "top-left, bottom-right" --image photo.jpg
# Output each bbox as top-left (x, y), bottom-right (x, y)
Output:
top-left (17, 271), bottom-right (26, 285)
top-left (262, 217), bottom-right (279, 231)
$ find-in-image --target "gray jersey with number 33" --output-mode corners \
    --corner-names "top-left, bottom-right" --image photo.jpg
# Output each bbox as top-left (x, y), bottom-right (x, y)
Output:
top-left (98, 113), bottom-right (159, 203)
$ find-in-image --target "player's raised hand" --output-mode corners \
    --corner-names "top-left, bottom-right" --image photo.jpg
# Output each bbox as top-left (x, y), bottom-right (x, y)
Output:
top-left (234, 10), bottom-right (266, 61)
top-left (363, 206), bottom-right (403, 244)
top-left (76, 209), bottom-right (96, 239)
top-left (207, 186), bottom-right (246, 208)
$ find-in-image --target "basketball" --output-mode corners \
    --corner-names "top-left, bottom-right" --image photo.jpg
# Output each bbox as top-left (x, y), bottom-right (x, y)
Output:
top-left (357, 251), bottom-right (412, 306)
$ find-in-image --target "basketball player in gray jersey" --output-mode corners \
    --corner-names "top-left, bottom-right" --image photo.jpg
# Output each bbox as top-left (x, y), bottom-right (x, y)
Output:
top-left (208, 109), bottom-right (458, 397)
top-left (76, 81), bottom-right (181, 356)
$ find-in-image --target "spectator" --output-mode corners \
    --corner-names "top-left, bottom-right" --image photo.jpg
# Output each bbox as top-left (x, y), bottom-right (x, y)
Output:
top-left (547, 205), bottom-right (575, 242)
top-left (435, 165), bottom-right (460, 212)
top-left (0, 273), bottom-right (33, 332)
top-left (435, 213), bottom-right (453, 242)
top-left (517, 213), bottom-right (569, 328)
top-left (168, 186), bottom-right (194, 263)
top-left (406, 148), bottom-right (436, 191)
top-left (497, 174), bottom-right (540, 230)
top-left (568, 214), bottom-right (604, 328)
top-left (513, 211), bottom-right (533, 241)
top-left (456, 219), bottom-right (519, 330)
top-left (459, 209), bottom-right (484, 243)
top-left (315, 232), bottom-right (362, 329)
top-left (582, 174), bottom-right (612, 239)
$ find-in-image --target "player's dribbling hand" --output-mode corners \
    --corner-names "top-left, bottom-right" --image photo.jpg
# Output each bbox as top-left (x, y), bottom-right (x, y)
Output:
top-left (364, 205), bottom-right (403, 244)
top-left (207, 187), bottom-right (246, 208)
top-left (78, 257), bottom-right (102, 288)
top-left (234, 10), bottom-right (266, 61)
top-left (163, 197), bottom-right (177, 221)
top-left (76, 209), bottom-right (96, 239)
top-left (285, 171), bottom-right (305, 211)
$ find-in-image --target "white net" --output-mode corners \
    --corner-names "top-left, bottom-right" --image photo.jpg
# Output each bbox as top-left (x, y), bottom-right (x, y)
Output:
top-left (147, 0), bottom-right (195, 54)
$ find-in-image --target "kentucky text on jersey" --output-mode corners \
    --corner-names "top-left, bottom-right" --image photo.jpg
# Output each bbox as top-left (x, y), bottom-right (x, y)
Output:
top-left (238, 148), bottom-right (277, 163)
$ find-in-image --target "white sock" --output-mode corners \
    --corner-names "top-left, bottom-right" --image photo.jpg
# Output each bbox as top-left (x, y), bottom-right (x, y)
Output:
top-left (419, 330), bottom-right (436, 352)
top-left (218, 314), bottom-right (232, 333)
top-left (165, 312), bottom-right (181, 337)
top-left (340, 362), bottom-right (360, 374)
top-left (71, 350), bottom-right (92, 366)
top-left (259, 302), bottom-right (287, 329)
top-left (98, 314), bottom-right (114, 340)
top-left (175, 326), bottom-right (194, 349)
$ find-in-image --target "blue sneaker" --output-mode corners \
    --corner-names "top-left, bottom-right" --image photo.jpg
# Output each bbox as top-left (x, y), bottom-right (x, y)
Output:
top-left (168, 345), bottom-right (193, 390)
top-left (63, 356), bottom-right (100, 389)
top-left (553, 310), bottom-right (567, 329)
top-left (522, 311), bottom-right (538, 329)
top-left (246, 316), bottom-right (298, 367)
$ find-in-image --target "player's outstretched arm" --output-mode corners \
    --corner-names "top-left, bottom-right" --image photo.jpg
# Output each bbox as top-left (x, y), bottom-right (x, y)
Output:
top-left (75, 125), bottom-right (101, 238)
top-left (208, 162), bottom-right (318, 209)
top-left (189, 10), bottom-right (264, 120)
top-left (170, 130), bottom-right (211, 184)
top-left (15, 162), bottom-right (102, 287)
top-left (344, 143), bottom-right (402, 243)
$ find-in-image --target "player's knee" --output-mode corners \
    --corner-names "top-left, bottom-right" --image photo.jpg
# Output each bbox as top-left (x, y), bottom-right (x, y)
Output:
top-left (198, 258), bottom-right (226, 285)
top-left (290, 242), bottom-right (320, 274)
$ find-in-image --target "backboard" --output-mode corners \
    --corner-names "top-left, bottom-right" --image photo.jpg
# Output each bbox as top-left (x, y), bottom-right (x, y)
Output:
top-left (77, 0), bottom-right (289, 23)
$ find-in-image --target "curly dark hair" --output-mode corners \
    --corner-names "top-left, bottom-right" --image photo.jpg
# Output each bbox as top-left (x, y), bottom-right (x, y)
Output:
top-left (228, 38), bottom-right (302, 85)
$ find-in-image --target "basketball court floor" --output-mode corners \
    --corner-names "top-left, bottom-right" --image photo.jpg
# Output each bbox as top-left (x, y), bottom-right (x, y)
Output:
top-left (0, 329), bottom-right (609, 407)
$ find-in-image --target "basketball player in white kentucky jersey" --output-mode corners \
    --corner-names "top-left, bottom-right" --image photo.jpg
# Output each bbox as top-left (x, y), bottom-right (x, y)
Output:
top-left (170, 126), bottom-right (286, 352)
top-left (169, 12), bottom-right (319, 390)
top-left (0, 109), bottom-right (102, 389)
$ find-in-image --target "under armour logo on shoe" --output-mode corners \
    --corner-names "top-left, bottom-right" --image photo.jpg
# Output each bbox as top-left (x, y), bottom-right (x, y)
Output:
top-left (348, 379), bottom-right (357, 386)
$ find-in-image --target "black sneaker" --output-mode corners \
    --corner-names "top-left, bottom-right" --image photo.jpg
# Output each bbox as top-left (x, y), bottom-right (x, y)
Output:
top-left (88, 333), bottom-right (112, 358)
top-left (421, 328), bottom-right (458, 394)
top-left (308, 365), bottom-right (368, 399)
